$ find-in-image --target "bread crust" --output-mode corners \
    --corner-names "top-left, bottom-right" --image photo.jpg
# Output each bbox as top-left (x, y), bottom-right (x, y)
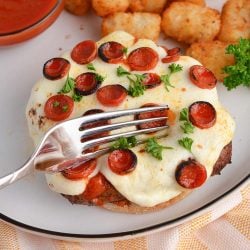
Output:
top-left (101, 190), bottom-right (190, 213)
top-left (64, 189), bottom-right (190, 214)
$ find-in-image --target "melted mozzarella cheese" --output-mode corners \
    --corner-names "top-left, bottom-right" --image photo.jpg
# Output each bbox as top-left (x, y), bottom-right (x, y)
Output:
top-left (26, 31), bottom-right (235, 206)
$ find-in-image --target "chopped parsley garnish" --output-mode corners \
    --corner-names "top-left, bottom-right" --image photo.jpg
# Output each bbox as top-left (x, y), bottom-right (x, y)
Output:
top-left (58, 75), bottom-right (83, 102)
top-left (95, 74), bottom-right (105, 83)
top-left (87, 63), bottom-right (96, 71)
top-left (53, 101), bottom-right (60, 107)
top-left (111, 136), bottom-right (137, 150)
top-left (122, 47), bottom-right (128, 55)
top-left (223, 38), bottom-right (250, 90)
top-left (169, 63), bottom-right (183, 74)
top-left (179, 108), bottom-right (194, 134)
top-left (145, 137), bottom-right (173, 160)
top-left (58, 73), bottom-right (105, 103)
top-left (178, 137), bottom-right (193, 152)
top-left (58, 75), bottom-right (75, 94)
top-left (72, 91), bottom-right (82, 102)
top-left (117, 66), bottom-right (131, 76)
top-left (62, 105), bottom-right (68, 112)
top-left (161, 63), bottom-right (183, 92)
top-left (127, 74), bottom-right (146, 97)
top-left (181, 122), bottom-right (194, 134)
top-left (179, 107), bottom-right (189, 121)
top-left (160, 74), bottom-right (174, 91)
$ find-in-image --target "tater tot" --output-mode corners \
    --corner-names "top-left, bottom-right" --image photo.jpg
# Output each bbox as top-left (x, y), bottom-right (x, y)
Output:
top-left (129, 0), bottom-right (167, 14)
top-left (102, 12), bottom-right (161, 41)
top-left (217, 0), bottom-right (250, 42)
top-left (64, 0), bottom-right (91, 16)
top-left (186, 41), bottom-right (235, 82)
top-left (167, 0), bottom-right (205, 7)
top-left (92, 0), bottom-right (130, 17)
top-left (161, 2), bottom-right (220, 44)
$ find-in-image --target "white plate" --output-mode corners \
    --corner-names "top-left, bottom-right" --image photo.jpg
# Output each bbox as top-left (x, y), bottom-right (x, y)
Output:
top-left (0, 0), bottom-right (249, 242)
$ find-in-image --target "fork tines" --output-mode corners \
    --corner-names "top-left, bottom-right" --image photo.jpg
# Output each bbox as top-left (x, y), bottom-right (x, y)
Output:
top-left (79, 105), bottom-right (169, 152)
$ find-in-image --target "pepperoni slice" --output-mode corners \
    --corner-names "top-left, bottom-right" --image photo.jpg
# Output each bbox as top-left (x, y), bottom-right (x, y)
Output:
top-left (108, 149), bottom-right (137, 175)
top-left (136, 103), bottom-right (168, 129)
top-left (161, 47), bottom-right (181, 63)
top-left (43, 58), bottom-right (70, 80)
top-left (75, 72), bottom-right (101, 96)
top-left (82, 173), bottom-right (107, 200)
top-left (175, 159), bottom-right (207, 188)
top-left (189, 65), bottom-right (217, 89)
top-left (62, 159), bottom-right (97, 180)
top-left (81, 109), bottom-right (110, 152)
top-left (98, 41), bottom-right (125, 64)
top-left (142, 73), bottom-right (161, 89)
top-left (96, 84), bottom-right (127, 107)
top-left (189, 101), bottom-right (216, 129)
top-left (71, 40), bottom-right (97, 64)
top-left (127, 47), bottom-right (159, 71)
top-left (167, 47), bottom-right (181, 56)
top-left (44, 94), bottom-right (74, 121)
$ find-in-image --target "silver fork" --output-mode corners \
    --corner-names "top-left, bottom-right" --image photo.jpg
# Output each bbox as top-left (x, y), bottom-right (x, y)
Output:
top-left (0, 106), bottom-right (168, 189)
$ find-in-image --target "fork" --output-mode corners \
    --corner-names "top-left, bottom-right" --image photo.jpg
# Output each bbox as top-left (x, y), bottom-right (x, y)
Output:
top-left (0, 106), bottom-right (168, 189)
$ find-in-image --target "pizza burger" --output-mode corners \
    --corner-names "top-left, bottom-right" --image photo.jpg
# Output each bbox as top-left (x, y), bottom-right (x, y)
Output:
top-left (26, 31), bottom-right (235, 213)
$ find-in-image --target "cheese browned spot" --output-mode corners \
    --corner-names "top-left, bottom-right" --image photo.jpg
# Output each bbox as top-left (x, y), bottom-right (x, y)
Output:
top-left (26, 31), bottom-right (235, 208)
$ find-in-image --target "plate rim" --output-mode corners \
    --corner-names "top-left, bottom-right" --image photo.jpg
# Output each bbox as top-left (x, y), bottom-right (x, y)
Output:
top-left (0, 174), bottom-right (249, 241)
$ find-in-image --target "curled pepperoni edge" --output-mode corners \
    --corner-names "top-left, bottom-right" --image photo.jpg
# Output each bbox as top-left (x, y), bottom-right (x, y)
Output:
top-left (108, 149), bottom-right (137, 175)
top-left (127, 47), bottom-right (159, 71)
top-left (189, 101), bottom-right (216, 129)
top-left (142, 73), bottom-right (161, 89)
top-left (175, 158), bottom-right (207, 189)
top-left (96, 84), bottom-right (127, 107)
top-left (98, 41), bottom-right (125, 64)
top-left (71, 40), bottom-right (97, 65)
top-left (161, 47), bottom-right (181, 63)
top-left (44, 94), bottom-right (74, 121)
top-left (75, 72), bottom-right (102, 96)
top-left (189, 65), bottom-right (217, 89)
top-left (62, 159), bottom-right (97, 180)
top-left (43, 57), bottom-right (70, 80)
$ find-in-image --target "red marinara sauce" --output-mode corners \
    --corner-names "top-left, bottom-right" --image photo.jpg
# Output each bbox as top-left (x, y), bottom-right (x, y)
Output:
top-left (0, 0), bottom-right (64, 45)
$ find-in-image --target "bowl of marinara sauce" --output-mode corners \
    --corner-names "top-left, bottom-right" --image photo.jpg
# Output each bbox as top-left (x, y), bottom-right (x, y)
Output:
top-left (0, 0), bottom-right (64, 46)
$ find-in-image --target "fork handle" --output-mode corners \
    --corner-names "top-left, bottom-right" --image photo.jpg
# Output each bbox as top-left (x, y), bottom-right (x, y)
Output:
top-left (0, 158), bottom-right (34, 190)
